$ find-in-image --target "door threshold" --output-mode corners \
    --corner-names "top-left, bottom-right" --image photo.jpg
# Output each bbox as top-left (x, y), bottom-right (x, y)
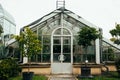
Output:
top-left (50, 74), bottom-right (73, 77)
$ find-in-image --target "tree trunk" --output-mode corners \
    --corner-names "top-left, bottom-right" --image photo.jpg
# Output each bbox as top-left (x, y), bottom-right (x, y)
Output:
top-left (28, 57), bottom-right (31, 73)
top-left (84, 46), bottom-right (88, 62)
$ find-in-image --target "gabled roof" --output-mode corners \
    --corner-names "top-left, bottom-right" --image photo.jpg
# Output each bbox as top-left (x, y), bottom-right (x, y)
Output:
top-left (8, 8), bottom-right (102, 47)
top-left (22, 8), bottom-right (99, 31)
top-left (7, 8), bottom-right (120, 52)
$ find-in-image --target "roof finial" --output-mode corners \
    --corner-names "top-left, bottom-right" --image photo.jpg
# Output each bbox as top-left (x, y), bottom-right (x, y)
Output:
top-left (56, 0), bottom-right (65, 9)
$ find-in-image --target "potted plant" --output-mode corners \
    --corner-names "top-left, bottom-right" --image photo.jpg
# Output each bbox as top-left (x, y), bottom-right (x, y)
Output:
top-left (77, 26), bottom-right (100, 77)
top-left (14, 27), bottom-right (41, 80)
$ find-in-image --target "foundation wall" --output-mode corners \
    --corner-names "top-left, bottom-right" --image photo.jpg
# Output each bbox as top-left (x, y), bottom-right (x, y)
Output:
top-left (73, 67), bottom-right (101, 75)
top-left (22, 67), bottom-right (51, 75)
top-left (101, 65), bottom-right (117, 72)
top-left (21, 64), bottom-right (117, 75)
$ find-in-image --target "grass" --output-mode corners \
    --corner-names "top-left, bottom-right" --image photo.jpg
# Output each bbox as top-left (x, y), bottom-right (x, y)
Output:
top-left (10, 72), bottom-right (120, 80)
top-left (10, 75), bottom-right (48, 80)
top-left (78, 76), bottom-right (120, 80)
top-left (78, 71), bottom-right (120, 80)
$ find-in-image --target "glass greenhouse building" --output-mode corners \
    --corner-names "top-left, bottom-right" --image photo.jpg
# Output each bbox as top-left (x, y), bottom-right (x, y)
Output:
top-left (0, 4), bottom-right (16, 42)
top-left (7, 8), bottom-right (120, 75)
top-left (0, 4), bottom-right (16, 59)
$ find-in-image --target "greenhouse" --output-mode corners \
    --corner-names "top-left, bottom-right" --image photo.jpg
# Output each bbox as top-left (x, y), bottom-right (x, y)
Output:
top-left (0, 4), bottom-right (16, 59)
top-left (5, 7), bottom-right (118, 75)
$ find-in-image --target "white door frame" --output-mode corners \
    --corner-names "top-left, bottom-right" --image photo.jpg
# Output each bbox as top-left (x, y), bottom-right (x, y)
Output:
top-left (51, 27), bottom-right (73, 74)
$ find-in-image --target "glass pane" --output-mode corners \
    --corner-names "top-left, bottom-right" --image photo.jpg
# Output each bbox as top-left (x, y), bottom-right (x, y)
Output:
top-left (31, 55), bottom-right (37, 62)
top-left (53, 54), bottom-right (60, 62)
top-left (73, 54), bottom-right (81, 63)
top-left (63, 45), bottom-right (70, 53)
top-left (87, 46), bottom-right (95, 54)
top-left (63, 29), bottom-right (70, 35)
top-left (43, 36), bottom-right (50, 43)
top-left (54, 28), bottom-right (61, 35)
top-left (63, 37), bottom-right (70, 44)
top-left (42, 54), bottom-right (50, 62)
top-left (43, 45), bottom-right (50, 53)
top-left (87, 54), bottom-right (95, 62)
top-left (53, 45), bottom-right (61, 53)
top-left (37, 54), bottom-right (41, 62)
top-left (38, 35), bottom-right (42, 41)
top-left (54, 39), bottom-right (61, 44)
top-left (63, 39), bottom-right (69, 44)
top-left (63, 54), bottom-right (71, 62)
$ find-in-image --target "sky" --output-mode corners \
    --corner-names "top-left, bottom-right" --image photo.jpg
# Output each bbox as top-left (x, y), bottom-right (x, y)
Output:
top-left (1, 0), bottom-right (120, 39)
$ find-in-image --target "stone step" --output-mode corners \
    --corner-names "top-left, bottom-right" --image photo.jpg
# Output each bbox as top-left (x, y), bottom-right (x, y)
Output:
top-left (49, 77), bottom-right (76, 80)
top-left (48, 74), bottom-right (77, 80)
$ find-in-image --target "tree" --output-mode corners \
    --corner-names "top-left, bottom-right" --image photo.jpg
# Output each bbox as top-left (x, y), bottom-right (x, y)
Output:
top-left (110, 23), bottom-right (120, 75)
top-left (14, 27), bottom-right (41, 72)
top-left (110, 24), bottom-right (120, 44)
top-left (78, 26), bottom-right (100, 62)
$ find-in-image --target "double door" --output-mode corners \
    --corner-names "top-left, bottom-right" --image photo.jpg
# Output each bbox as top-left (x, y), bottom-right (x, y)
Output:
top-left (51, 35), bottom-right (73, 74)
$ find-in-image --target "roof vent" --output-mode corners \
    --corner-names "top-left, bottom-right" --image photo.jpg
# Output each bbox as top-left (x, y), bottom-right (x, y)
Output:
top-left (56, 0), bottom-right (65, 9)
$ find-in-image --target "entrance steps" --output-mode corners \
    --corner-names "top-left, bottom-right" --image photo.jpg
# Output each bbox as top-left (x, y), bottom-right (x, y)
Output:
top-left (48, 74), bottom-right (77, 80)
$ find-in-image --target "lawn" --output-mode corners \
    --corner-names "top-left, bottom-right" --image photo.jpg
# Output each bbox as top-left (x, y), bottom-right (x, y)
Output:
top-left (78, 72), bottom-right (120, 80)
top-left (10, 72), bottom-right (120, 80)
top-left (78, 76), bottom-right (120, 80)
top-left (10, 75), bottom-right (48, 80)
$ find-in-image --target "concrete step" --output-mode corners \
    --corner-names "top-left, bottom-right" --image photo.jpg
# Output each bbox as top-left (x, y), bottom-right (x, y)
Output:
top-left (49, 77), bottom-right (76, 80)
top-left (48, 74), bottom-right (77, 80)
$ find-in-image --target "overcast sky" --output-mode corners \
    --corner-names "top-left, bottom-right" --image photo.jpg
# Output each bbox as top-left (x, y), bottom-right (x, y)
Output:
top-left (1, 0), bottom-right (120, 39)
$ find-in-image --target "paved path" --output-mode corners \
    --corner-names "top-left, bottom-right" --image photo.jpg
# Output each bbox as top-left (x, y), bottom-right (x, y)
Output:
top-left (48, 75), bottom-right (77, 80)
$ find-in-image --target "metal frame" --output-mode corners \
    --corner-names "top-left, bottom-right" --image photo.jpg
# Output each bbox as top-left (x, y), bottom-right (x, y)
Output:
top-left (51, 13), bottom-right (73, 74)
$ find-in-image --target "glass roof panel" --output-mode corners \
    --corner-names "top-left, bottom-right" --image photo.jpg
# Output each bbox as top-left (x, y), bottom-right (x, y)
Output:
top-left (54, 28), bottom-right (61, 35)
top-left (63, 28), bottom-right (70, 35)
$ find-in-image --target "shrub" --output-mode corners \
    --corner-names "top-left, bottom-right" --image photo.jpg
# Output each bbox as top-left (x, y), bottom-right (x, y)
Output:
top-left (0, 58), bottom-right (21, 80)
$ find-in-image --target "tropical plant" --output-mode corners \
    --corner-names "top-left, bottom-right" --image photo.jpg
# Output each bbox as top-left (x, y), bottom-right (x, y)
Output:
top-left (14, 27), bottom-right (42, 72)
top-left (78, 26), bottom-right (100, 62)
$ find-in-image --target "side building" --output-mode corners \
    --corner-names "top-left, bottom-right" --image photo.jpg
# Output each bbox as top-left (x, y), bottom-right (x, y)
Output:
top-left (0, 4), bottom-right (16, 58)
